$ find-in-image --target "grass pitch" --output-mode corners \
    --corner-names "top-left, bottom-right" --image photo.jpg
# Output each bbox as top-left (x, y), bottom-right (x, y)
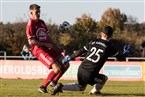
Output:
top-left (0, 79), bottom-right (144, 97)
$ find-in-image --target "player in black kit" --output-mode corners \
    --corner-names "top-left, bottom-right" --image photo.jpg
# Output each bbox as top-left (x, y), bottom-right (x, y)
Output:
top-left (50, 26), bottom-right (131, 95)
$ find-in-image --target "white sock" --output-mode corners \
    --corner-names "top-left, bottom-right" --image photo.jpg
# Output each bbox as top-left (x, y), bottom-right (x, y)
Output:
top-left (89, 84), bottom-right (97, 93)
top-left (89, 84), bottom-right (103, 93)
top-left (62, 83), bottom-right (81, 91)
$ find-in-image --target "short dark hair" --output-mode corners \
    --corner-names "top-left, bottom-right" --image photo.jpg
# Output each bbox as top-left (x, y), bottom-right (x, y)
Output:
top-left (103, 26), bottom-right (113, 37)
top-left (29, 4), bottom-right (40, 10)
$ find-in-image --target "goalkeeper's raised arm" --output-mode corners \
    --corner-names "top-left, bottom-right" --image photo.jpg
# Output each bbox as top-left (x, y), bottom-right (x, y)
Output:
top-left (62, 47), bottom-right (87, 64)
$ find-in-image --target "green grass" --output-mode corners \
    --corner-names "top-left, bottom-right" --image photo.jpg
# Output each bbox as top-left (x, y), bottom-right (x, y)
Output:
top-left (0, 79), bottom-right (145, 97)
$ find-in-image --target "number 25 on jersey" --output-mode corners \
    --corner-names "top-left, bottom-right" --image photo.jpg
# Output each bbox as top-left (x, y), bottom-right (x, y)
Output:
top-left (86, 47), bottom-right (103, 63)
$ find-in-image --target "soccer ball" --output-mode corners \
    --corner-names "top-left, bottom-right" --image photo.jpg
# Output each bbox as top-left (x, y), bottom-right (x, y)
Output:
top-left (59, 21), bottom-right (70, 32)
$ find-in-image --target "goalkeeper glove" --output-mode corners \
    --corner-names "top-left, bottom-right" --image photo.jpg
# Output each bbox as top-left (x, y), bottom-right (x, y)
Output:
top-left (62, 55), bottom-right (71, 64)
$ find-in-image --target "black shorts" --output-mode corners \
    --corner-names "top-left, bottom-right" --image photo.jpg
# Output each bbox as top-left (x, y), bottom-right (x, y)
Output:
top-left (77, 66), bottom-right (107, 86)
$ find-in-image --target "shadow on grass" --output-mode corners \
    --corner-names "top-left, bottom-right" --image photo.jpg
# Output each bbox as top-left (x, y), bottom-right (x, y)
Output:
top-left (55, 92), bottom-right (145, 97)
top-left (102, 93), bottom-right (145, 96)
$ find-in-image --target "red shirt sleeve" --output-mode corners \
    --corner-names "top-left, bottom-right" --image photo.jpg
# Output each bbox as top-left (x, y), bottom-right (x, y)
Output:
top-left (26, 20), bottom-right (35, 39)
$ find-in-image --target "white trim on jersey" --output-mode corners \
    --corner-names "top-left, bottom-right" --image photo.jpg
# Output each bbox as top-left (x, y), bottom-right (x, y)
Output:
top-left (84, 46), bottom-right (88, 51)
top-left (28, 35), bottom-right (35, 39)
top-left (40, 53), bottom-right (52, 65)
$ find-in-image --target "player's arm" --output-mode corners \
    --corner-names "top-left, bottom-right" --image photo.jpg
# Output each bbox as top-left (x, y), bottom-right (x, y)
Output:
top-left (28, 38), bottom-right (53, 49)
top-left (62, 47), bottom-right (87, 64)
top-left (71, 47), bottom-right (87, 59)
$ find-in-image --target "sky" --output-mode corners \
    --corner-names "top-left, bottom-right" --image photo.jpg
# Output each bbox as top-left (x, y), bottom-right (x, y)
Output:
top-left (0, 0), bottom-right (145, 24)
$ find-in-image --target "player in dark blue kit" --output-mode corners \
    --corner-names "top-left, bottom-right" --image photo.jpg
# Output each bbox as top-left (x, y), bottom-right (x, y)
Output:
top-left (50, 26), bottom-right (131, 95)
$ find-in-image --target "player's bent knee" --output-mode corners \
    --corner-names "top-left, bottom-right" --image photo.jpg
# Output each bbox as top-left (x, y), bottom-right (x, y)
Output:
top-left (53, 69), bottom-right (59, 74)
top-left (101, 75), bottom-right (108, 85)
top-left (100, 75), bottom-right (108, 85)
top-left (94, 74), bottom-right (108, 85)
top-left (104, 75), bottom-right (108, 83)
top-left (52, 64), bottom-right (61, 74)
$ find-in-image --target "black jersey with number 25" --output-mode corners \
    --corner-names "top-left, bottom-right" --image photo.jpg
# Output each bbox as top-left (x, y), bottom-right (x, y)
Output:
top-left (80, 38), bottom-right (118, 73)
